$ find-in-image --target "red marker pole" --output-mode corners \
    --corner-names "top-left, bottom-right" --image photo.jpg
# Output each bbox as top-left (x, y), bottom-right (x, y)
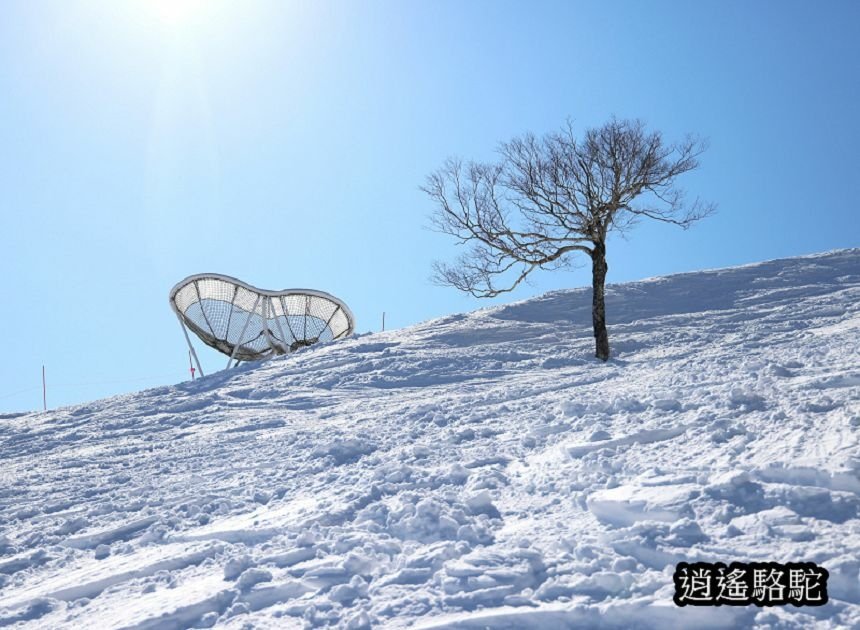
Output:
top-left (189, 351), bottom-right (196, 380)
top-left (42, 365), bottom-right (46, 411)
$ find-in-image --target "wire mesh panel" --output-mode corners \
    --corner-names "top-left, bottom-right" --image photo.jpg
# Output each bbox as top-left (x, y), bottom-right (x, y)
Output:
top-left (169, 274), bottom-right (355, 362)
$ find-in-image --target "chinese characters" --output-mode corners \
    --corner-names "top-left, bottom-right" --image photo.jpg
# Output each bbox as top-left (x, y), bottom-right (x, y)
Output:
top-left (674, 562), bottom-right (828, 607)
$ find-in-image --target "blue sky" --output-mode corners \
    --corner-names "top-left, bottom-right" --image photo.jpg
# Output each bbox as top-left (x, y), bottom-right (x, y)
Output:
top-left (1, 0), bottom-right (858, 411)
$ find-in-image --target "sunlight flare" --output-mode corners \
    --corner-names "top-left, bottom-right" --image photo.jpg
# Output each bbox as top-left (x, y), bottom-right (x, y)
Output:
top-left (149, 0), bottom-right (205, 26)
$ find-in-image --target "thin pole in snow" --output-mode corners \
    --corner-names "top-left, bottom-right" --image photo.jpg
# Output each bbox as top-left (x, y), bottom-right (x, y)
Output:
top-left (382, 312), bottom-right (385, 331)
top-left (42, 365), bottom-right (46, 411)
top-left (189, 350), bottom-right (196, 380)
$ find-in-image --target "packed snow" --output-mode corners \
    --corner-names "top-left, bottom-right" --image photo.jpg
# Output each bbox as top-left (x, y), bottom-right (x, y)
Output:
top-left (1, 249), bottom-right (859, 629)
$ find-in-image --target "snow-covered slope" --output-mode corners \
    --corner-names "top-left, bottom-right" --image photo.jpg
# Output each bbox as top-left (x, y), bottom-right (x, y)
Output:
top-left (1, 250), bottom-right (859, 629)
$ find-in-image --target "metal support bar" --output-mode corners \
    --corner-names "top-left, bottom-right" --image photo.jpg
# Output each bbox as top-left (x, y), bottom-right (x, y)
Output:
top-left (303, 295), bottom-right (309, 339)
top-left (260, 298), bottom-right (281, 355)
top-left (322, 305), bottom-right (342, 339)
top-left (281, 296), bottom-right (299, 343)
top-left (227, 293), bottom-right (261, 369)
top-left (270, 297), bottom-right (291, 353)
top-left (225, 284), bottom-right (238, 338)
top-left (193, 280), bottom-right (217, 337)
top-left (176, 313), bottom-right (205, 378)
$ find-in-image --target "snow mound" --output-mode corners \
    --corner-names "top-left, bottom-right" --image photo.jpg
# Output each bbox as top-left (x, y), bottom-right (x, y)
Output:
top-left (1, 249), bottom-right (859, 628)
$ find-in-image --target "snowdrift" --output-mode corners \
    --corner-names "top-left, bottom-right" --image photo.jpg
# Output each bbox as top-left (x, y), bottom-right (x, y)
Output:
top-left (1, 249), bottom-right (858, 628)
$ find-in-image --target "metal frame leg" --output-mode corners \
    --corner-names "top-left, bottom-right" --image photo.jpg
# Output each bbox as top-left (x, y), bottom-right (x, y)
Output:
top-left (176, 314), bottom-right (205, 378)
top-left (227, 294), bottom-right (261, 369)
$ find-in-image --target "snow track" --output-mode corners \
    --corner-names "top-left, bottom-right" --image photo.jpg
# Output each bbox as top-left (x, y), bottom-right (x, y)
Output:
top-left (1, 249), bottom-right (859, 628)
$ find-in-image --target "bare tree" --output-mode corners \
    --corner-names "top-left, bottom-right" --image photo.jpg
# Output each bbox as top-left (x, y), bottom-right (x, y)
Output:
top-left (423, 118), bottom-right (714, 361)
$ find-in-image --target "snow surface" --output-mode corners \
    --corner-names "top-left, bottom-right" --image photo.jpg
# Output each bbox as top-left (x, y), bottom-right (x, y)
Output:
top-left (1, 249), bottom-right (859, 629)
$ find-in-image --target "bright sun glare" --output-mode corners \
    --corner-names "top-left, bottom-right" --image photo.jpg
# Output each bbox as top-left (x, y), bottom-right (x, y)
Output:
top-left (150, 0), bottom-right (205, 26)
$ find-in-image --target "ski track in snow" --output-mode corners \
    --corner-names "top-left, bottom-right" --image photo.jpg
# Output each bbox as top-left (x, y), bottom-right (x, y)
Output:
top-left (0, 249), bottom-right (859, 629)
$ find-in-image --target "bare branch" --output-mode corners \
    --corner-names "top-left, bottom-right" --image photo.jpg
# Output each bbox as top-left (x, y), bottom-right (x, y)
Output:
top-left (422, 117), bottom-right (713, 298)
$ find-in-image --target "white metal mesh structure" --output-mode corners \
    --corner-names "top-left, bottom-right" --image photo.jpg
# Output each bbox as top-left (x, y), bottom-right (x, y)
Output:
top-left (169, 274), bottom-right (355, 376)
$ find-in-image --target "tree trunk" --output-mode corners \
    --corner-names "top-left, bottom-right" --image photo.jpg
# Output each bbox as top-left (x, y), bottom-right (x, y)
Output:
top-left (590, 242), bottom-right (610, 361)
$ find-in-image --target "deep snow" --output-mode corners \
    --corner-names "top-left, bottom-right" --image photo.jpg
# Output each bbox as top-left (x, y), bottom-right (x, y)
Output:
top-left (1, 249), bottom-right (859, 629)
